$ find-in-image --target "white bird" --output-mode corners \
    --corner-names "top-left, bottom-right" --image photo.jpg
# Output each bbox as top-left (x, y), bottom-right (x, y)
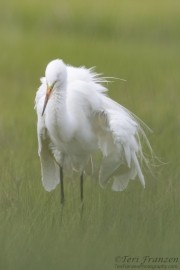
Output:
top-left (35, 59), bottom-right (152, 204)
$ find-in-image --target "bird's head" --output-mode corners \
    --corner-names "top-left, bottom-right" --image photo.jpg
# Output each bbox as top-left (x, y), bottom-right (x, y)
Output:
top-left (42, 59), bottom-right (67, 116)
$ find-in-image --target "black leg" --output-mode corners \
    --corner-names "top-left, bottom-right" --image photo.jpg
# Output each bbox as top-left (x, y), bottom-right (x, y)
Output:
top-left (60, 166), bottom-right (64, 204)
top-left (80, 173), bottom-right (83, 202)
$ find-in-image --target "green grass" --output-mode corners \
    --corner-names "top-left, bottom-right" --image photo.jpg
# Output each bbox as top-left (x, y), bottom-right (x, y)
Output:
top-left (0, 1), bottom-right (180, 269)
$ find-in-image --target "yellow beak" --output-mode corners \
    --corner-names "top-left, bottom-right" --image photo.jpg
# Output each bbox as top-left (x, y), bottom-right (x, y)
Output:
top-left (41, 86), bottom-right (52, 116)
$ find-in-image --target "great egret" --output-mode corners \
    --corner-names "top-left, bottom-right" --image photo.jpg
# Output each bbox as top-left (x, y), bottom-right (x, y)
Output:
top-left (35, 59), bottom-right (153, 204)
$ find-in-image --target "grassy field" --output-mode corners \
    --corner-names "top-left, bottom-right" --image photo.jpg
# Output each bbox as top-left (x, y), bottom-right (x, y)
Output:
top-left (0, 1), bottom-right (180, 269)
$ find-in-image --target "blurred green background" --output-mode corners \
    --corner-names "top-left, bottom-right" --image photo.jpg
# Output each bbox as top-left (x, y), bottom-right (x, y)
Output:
top-left (0, 0), bottom-right (179, 269)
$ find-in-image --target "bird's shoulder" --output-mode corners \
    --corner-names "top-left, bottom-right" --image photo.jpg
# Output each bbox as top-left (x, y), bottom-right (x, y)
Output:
top-left (67, 65), bottom-right (107, 92)
top-left (67, 65), bottom-right (96, 84)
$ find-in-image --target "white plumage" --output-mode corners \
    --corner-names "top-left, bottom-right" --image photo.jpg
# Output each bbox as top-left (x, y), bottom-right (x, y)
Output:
top-left (35, 59), bottom-right (152, 194)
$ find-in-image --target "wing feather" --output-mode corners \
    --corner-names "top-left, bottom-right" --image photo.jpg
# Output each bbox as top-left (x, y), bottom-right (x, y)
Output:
top-left (97, 94), bottom-right (149, 191)
top-left (39, 137), bottom-right (60, 191)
